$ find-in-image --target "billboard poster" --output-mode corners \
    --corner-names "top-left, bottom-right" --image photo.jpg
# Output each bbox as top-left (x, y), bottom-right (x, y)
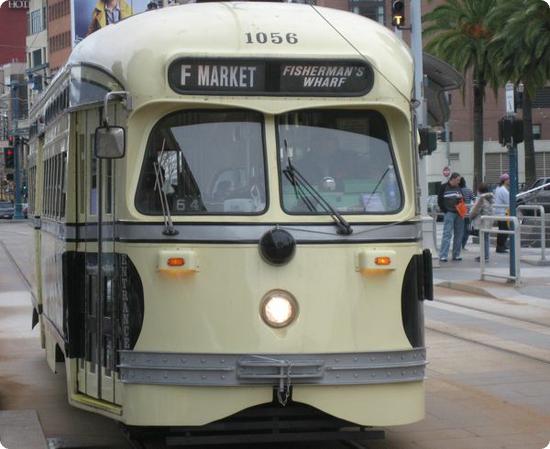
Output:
top-left (72, 0), bottom-right (154, 47)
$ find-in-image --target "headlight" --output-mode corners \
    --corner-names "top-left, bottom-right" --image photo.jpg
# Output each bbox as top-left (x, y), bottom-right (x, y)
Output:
top-left (260, 290), bottom-right (298, 328)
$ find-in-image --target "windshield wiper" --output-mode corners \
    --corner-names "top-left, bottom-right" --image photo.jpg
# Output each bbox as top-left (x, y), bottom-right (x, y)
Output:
top-left (282, 140), bottom-right (353, 235)
top-left (362, 166), bottom-right (390, 211)
top-left (153, 139), bottom-right (178, 236)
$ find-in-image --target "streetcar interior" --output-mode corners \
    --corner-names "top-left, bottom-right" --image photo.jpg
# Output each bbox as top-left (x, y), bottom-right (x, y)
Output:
top-left (278, 109), bottom-right (402, 214)
top-left (136, 110), bottom-right (267, 215)
top-left (135, 109), bottom-right (403, 216)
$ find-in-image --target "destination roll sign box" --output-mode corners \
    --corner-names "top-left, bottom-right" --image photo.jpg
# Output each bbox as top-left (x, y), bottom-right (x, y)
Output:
top-left (167, 59), bottom-right (374, 96)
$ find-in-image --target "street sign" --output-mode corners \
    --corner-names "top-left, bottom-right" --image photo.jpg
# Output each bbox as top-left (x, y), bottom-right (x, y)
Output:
top-left (442, 166), bottom-right (450, 177)
top-left (505, 82), bottom-right (515, 115)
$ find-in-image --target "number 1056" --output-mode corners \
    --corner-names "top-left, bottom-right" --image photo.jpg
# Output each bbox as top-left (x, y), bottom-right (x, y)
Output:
top-left (245, 32), bottom-right (298, 44)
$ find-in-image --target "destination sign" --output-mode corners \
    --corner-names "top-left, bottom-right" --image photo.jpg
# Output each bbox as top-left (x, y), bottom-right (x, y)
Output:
top-left (167, 59), bottom-right (374, 96)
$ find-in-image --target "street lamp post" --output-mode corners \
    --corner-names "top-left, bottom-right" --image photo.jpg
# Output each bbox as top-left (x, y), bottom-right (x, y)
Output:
top-left (499, 82), bottom-right (523, 280)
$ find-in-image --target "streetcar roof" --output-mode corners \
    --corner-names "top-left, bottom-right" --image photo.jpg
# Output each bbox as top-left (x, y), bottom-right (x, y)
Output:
top-left (65, 2), bottom-right (412, 111)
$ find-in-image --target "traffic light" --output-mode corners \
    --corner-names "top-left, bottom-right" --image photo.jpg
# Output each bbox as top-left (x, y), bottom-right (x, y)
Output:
top-left (498, 117), bottom-right (524, 146)
top-left (4, 148), bottom-right (14, 169)
top-left (392, 0), bottom-right (405, 28)
top-left (418, 128), bottom-right (437, 157)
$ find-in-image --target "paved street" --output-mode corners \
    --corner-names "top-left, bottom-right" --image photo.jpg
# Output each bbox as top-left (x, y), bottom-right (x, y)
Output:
top-left (1, 221), bottom-right (550, 449)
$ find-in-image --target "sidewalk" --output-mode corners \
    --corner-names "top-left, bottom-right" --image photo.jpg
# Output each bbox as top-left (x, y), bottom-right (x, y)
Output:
top-left (434, 240), bottom-right (550, 303)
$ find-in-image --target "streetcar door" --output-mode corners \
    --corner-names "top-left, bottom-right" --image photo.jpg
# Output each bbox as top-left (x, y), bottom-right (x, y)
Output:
top-left (74, 109), bottom-right (97, 399)
top-left (95, 101), bottom-right (123, 404)
top-left (76, 107), bottom-right (119, 404)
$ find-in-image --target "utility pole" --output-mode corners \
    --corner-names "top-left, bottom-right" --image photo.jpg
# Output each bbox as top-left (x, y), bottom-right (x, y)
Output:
top-left (409, 0), bottom-right (440, 264)
top-left (411, 1), bottom-right (425, 130)
top-left (411, 0), bottom-right (427, 205)
top-left (11, 83), bottom-right (24, 220)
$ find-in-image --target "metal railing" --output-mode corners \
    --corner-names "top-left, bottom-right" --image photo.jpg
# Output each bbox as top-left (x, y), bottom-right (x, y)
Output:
top-left (517, 181), bottom-right (550, 200)
top-left (431, 212), bottom-right (440, 251)
top-left (517, 205), bottom-right (546, 262)
top-left (479, 215), bottom-right (521, 287)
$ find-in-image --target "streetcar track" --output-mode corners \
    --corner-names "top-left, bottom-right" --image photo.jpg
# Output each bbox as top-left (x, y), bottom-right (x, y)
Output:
top-left (431, 297), bottom-right (550, 328)
top-left (0, 239), bottom-right (33, 292)
top-left (426, 325), bottom-right (550, 365)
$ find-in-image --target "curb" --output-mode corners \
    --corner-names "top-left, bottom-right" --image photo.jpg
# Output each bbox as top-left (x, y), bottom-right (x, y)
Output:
top-left (434, 279), bottom-right (497, 299)
top-left (521, 257), bottom-right (550, 267)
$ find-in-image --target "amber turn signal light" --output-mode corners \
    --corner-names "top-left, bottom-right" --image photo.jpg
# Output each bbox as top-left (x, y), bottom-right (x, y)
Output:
top-left (167, 257), bottom-right (185, 267)
top-left (374, 256), bottom-right (391, 266)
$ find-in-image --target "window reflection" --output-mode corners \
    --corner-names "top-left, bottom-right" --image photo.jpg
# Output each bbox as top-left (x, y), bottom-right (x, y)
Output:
top-left (136, 110), bottom-right (266, 215)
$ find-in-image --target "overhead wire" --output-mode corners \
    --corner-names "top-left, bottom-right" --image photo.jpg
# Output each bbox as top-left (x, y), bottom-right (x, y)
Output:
top-left (309, 5), bottom-right (413, 106)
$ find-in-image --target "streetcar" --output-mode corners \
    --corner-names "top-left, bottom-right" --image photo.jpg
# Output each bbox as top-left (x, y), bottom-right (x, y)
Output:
top-left (27, 1), bottom-right (433, 439)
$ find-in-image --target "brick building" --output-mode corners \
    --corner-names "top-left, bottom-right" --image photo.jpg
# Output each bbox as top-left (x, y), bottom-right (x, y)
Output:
top-left (0, 1), bottom-right (27, 65)
top-left (46, 0), bottom-right (71, 72)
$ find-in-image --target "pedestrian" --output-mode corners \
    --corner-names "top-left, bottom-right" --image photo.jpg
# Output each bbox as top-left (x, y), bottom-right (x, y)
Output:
top-left (469, 183), bottom-right (494, 262)
top-left (437, 172), bottom-right (466, 262)
top-left (459, 177), bottom-right (474, 250)
top-left (494, 173), bottom-right (510, 253)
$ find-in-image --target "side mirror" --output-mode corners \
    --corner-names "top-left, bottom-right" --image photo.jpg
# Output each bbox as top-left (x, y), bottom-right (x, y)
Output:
top-left (95, 125), bottom-right (126, 159)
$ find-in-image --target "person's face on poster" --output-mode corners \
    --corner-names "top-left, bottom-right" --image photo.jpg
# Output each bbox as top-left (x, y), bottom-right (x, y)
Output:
top-left (73, 0), bottom-right (152, 44)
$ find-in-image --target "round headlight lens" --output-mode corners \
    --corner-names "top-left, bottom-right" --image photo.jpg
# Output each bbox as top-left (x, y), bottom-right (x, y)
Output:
top-left (260, 290), bottom-right (298, 328)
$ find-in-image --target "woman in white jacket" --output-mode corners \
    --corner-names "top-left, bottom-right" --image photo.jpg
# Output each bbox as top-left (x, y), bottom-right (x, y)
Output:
top-left (469, 183), bottom-right (494, 262)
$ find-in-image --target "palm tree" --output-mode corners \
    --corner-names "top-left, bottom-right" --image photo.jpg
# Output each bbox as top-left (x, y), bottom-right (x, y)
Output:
top-left (423, 0), bottom-right (500, 188)
top-left (488, 0), bottom-right (550, 185)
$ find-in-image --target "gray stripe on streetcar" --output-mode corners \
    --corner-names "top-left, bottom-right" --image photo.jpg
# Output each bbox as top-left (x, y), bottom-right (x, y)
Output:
top-left (39, 221), bottom-right (422, 243)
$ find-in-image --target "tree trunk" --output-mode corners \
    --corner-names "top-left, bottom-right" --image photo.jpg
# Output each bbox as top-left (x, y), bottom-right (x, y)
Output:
top-left (473, 79), bottom-right (485, 189)
top-left (522, 88), bottom-right (536, 186)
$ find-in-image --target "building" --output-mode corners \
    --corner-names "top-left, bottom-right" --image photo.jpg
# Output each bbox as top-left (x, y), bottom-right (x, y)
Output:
top-left (46, 0), bottom-right (71, 73)
top-left (0, 1), bottom-right (28, 64)
top-left (0, 62), bottom-right (28, 197)
top-left (26, 0), bottom-right (49, 106)
top-left (0, 1), bottom-right (28, 196)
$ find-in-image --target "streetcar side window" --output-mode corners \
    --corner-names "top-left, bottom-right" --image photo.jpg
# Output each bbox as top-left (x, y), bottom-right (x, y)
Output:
top-left (136, 110), bottom-right (267, 215)
top-left (90, 135), bottom-right (98, 216)
top-left (277, 110), bottom-right (402, 215)
top-left (28, 166), bottom-right (36, 216)
top-left (41, 153), bottom-right (67, 220)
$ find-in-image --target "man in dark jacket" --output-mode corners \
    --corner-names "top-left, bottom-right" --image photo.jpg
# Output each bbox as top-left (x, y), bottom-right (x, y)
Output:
top-left (437, 172), bottom-right (464, 262)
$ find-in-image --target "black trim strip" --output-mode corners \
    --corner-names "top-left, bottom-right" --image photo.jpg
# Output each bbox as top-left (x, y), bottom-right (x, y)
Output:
top-left (114, 238), bottom-right (421, 245)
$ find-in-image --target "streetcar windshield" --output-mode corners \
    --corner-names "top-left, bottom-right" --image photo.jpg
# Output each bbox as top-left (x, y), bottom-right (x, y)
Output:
top-left (136, 110), bottom-right (266, 215)
top-left (277, 110), bottom-right (402, 214)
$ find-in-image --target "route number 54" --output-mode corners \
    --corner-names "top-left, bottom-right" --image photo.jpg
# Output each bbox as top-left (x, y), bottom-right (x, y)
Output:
top-left (245, 32), bottom-right (298, 44)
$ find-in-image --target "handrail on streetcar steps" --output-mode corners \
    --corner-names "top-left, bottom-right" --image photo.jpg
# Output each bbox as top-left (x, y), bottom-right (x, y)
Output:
top-left (479, 215), bottom-right (521, 287)
top-left (517, 205), bottom-right (546, 262)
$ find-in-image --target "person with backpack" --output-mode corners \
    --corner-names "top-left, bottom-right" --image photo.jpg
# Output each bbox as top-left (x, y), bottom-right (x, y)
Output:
top-left (437, 172), bottom-right (466, 262)
top-left (469, 183), bottom-right (494, 262)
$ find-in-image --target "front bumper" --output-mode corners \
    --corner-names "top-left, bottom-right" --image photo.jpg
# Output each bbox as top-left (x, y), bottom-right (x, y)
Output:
top-left (118, 348), bottom-right (427, 387)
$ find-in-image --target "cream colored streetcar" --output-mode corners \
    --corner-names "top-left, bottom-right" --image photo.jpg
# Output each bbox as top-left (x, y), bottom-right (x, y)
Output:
top-left (28, 1), bottom-right (433, 443)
